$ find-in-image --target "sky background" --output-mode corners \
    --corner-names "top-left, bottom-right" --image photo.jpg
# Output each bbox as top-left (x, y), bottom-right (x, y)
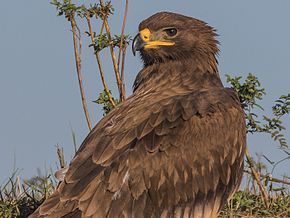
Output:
top-left (0, 0), bottom-right (289, 184)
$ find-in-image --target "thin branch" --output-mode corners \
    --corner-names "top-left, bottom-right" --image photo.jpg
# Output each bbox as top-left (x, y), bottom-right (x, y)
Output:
top-left (120, 45), bottom-right (126, 93)
top-left (117, 0), bottom-right (129, 66)
top-left (70, 14), bottom-right (92, 131)
top-left (99, 0), bottom-right (125, 102)
top-left (75, 24), bottom-right (82, 57)
top-left (118, 0), bottom-right (129, 100)
top-left (56, 145), bottom-right (66, 169)
top-left (17, 176), bottom-right (22, 196)
top-left (104, 19), bottom-right (124, 100)
top-left (85, 15), bottom-right (116, 107)
top-left (244, 170), bottom-right (290, 186)
top-left (245, 149), bottom-right (269, 207)
top-left (270, 156), bottom-right (289, 174)
top-left (100, 19), bottom-right (105, 35)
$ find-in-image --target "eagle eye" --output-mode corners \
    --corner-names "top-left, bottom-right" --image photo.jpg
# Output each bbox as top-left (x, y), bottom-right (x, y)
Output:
top-left (164, 28), bottom-right (177, 37)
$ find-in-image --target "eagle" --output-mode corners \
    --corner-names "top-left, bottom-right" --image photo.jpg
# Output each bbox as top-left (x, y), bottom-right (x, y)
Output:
top-left (30, 12), bottom-right (246, 218)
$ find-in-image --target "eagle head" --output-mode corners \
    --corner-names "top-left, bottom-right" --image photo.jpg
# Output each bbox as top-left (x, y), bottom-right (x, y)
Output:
top-left (132, 12), bottom-right (219, 66)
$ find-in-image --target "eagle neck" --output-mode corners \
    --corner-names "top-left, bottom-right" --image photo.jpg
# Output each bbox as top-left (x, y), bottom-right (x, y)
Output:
top-left (133, 55), bottom-right (222, 93)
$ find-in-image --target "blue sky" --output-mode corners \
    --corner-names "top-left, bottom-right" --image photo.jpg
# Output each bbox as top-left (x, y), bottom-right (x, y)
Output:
top-left (0, 0), bottom-right (289, 183)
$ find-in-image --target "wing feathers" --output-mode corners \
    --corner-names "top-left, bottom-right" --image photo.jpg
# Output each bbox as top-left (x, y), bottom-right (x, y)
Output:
top-left (31, 87), bottom-right (245, 218)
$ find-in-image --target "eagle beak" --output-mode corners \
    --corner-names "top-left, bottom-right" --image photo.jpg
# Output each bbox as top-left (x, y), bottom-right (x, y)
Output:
top-left (132, 28), bottom-right (175, 56)
top-left (132, 33), bottom-right (145, 56)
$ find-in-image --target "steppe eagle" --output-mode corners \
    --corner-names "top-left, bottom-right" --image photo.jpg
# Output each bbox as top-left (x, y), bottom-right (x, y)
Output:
top-left (30, 12), bottom-right (246, 218)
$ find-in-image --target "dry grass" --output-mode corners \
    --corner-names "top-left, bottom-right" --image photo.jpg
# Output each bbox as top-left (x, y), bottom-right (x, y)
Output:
top-left (1, 170), bottom-right (289, 217)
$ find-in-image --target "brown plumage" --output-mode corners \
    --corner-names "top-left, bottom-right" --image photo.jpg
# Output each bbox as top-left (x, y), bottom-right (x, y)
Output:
top-left (30, 12), bottom-right (246, 218)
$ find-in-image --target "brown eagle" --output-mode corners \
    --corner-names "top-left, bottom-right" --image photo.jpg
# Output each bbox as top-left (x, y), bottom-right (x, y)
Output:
top-left (30, 12), bottom-right (246, 218)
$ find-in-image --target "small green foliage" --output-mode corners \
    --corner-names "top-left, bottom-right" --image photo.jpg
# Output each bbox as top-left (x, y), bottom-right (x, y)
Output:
top-left (51, 0), bottom-right (86, 19)
top-left (226, 74), bottom-right (289, 148)
top-left (112, 35), bottom-right (132, 48)
top-left (221, 191), bottom-right (290, 217)
top-left (226, 73), bottom-right (265, 111)
top-left (272, 94), bottom-right (290, 117)
top-left (93, 90), bottom-right (119, 115)
top-left (89, 33), bottom-right (111, 53)
top-left (89, 34), bottom-right (132, 53)
top-left (86, 2), bottom-right (114, 19)
top-left (51, 0), bottom-right (114, 19)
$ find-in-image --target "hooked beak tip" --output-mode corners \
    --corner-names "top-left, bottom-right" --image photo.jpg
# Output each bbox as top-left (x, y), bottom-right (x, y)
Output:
top-left (132, 33), bottom-right (145, 56)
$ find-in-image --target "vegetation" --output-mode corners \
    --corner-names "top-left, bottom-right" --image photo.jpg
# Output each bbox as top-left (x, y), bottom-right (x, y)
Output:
top-left (0, 170), bottom-right (53, 218)
top-left (1, 1), bottom-right (289, 217)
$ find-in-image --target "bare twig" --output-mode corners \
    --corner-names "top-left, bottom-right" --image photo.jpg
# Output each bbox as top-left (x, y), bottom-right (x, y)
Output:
top-left (99, 0), bottom-right (125, 101)
top-left (245, 149), bottom-right (269, 207)
top-left (56, 145), bottom-right (66, 169)
top-left (70, 14), bottom-right (92, 130)
top-left (16, 176), bottom-right (22, 196)
top-left (270, 156), bottom-right (290, 175)
top-left (85, 15), bottom-right (116, 107)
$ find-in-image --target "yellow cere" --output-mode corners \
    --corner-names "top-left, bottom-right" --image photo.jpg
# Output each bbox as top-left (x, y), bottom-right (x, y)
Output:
top-left (139, 28), bottom-right (175, 49)
top-left (140, 28), bottom-right (151, 42)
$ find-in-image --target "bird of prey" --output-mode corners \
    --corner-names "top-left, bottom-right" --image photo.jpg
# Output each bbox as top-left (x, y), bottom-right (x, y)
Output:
top-left (30, 12), bottom-right (246, 218)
